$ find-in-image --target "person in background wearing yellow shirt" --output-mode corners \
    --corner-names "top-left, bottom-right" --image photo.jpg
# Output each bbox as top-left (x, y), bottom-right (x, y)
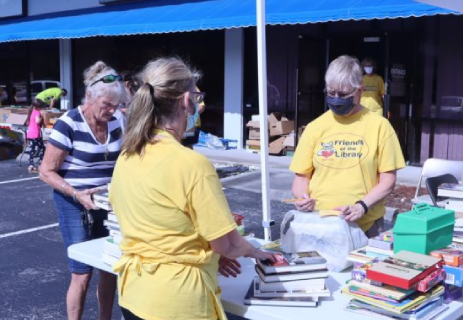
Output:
top-left (290, 55), bottom-right (405, 238)
top-left (109, 57), bottom-right (279, 320)
top-left (36, 87), bottom-right (67, 109)
top-left (360, 57), bottom-right (385, 117)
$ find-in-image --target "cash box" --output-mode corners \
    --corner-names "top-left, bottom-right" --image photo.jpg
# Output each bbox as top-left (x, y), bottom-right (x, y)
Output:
top-left (393, 203), bottom-right (454, 255)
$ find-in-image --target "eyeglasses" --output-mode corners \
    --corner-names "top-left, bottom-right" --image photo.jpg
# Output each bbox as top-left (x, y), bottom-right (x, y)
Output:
top-left (90, 74), bottom-right (123, 87)
top-left (190, 91), bottom-right (205, 104)
top-left (324, 88), bottom-right (357, 98)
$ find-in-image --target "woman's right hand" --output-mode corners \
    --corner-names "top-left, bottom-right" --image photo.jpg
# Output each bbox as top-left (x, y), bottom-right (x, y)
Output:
top-left (248, 248), bottom-right (282, 263)
top-left (76, 188), bottom-right (100, 210)
top-left (294, 193), bottom-right (316, 212)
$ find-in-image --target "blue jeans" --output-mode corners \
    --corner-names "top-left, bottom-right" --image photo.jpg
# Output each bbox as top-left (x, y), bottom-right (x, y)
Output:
top-left (54, 190), bottom-right (109, 273)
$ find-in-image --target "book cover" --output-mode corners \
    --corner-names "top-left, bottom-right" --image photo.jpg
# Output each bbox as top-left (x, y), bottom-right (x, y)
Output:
top-left (349, 247), bottom-right (390, 261)
top-left (430, 248), bottom-right (463, 267)
top-left (243, 281), bottom-right (318, 307)
top-left (257, 251), bottom-right (326, 274)
top-left (107, 212), bottom-right (118, 223)
top-left (341, 285), bottom-right (445, 314)
top-left (255, 265), bottom-right (328, 283)
top-left (366, 251), bottom-right (443, 289)
top-left (414, 268), bottom-right (446, 293)
top-left (258, 276), bottom-right (326, 292)
top-left (253, 277), bottom-right (330, 298)
top-left (351, 259), bottom-right (383, 286)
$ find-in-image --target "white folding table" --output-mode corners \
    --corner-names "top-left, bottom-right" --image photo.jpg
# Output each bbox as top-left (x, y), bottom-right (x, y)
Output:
top-left (68, 238), bottom-right (463, 320)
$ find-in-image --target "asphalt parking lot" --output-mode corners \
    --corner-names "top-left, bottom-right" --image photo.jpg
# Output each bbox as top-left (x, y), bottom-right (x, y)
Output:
top-left (0, 158), bottom-right (292, 320)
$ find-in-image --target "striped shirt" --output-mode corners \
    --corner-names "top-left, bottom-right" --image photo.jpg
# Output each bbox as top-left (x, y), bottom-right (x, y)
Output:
top-left (48, 107), bottom-right (125, 190)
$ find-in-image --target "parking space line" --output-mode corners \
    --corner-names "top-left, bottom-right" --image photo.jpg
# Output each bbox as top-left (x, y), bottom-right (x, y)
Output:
top-left (0, 223), bottom-right (58, 239)
top-left (0, 177), bottom-right (40, 185)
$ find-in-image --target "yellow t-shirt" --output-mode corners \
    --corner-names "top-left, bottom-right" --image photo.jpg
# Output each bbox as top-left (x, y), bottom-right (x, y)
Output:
top-left (109, 130), bottom-right (236, 320)
top-left (289, 108), bottom-right (405, 232)
top-left (361, 74), bottom-right (385, 116)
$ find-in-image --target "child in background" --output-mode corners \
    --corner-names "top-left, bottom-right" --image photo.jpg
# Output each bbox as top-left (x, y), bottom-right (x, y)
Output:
top-left (26, 100), bottom-right (46, 173)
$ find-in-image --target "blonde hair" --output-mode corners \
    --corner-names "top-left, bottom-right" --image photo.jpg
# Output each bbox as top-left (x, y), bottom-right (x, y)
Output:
top-left (325, 55), bottom-right (363, 91)
top-left (122, 57), bottom-right (201, 155)
top-left (82, 61), bottom-right (127, 104)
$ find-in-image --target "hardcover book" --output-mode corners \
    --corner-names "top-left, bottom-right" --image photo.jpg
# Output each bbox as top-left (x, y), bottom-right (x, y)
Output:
top-left (92, 185), bottom-right (112, 211)
top-left (438, 183), bottom-right (463, 199)
top-left (258, 277), bottom-right (326, 292)
top-left (255, 265), bottom-right (328, 283)
top-left (366, 251), bottom-right (443, 289)
top-left (257, 251), bottom-right (326, 274)
top-left (243, 281), bottom-right (318, 307)
top-left (253, 277), bottom-right (330, 298)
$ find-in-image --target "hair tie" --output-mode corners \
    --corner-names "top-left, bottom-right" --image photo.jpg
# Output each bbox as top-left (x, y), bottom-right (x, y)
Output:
top-left (145, 83), bottom-right (157, 113)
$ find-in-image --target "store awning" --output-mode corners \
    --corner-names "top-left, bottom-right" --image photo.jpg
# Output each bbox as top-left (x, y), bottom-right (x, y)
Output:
top-left (0, 0), bottom-right (459, 43)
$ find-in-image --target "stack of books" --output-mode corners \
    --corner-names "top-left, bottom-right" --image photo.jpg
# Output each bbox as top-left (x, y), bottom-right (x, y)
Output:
top-left (438, 183), bottom-right (463, 212)
top-left (452, 218), bottom-right (463, 244)
top-left (343, 251), bottom-right (448, 319)
top-left (245, 249), bottom-right (330, 307)
top-left (347, 230), bottom-right (395, 264)
top-left (430, 247), bottom-right (463, 299)
top-left (92, 184), bottom-right (122, 266)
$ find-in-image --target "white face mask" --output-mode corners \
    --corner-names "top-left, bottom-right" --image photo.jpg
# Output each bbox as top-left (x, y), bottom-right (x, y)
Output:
top-left (364, 66), bottom-right (373, 74)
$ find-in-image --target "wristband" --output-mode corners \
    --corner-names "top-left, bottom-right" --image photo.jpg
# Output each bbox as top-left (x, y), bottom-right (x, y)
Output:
top-left (355, 200), bottom-right (368, 214)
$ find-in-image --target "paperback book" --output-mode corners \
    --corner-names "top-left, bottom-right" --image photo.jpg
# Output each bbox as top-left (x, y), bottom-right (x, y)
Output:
top-left (243, 281), bottom-right (318, 307)
top-left (258, 277), bottom-right (326, 292)
top-left (253, 277), bottom-right (330, 298)
top-left (368, 230), bottom-right (394, 251)
top-left (347, 280), bottom-right (415, 302)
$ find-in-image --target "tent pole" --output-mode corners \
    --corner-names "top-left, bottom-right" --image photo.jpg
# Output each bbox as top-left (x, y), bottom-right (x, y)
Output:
top-left (256, 0), bottom-right (272, 241)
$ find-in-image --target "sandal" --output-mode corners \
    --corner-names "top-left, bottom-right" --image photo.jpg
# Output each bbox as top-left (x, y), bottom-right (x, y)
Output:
top-left (28, 166), bottom-right (38, 173)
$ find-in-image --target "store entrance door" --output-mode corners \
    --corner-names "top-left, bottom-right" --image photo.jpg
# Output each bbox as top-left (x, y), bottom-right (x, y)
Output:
top-left (327, 33), bottom-right (414, 161)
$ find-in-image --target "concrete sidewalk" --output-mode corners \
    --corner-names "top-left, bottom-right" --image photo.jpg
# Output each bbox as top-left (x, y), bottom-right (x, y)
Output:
top-left (196, 147), bottom-right (422, 202)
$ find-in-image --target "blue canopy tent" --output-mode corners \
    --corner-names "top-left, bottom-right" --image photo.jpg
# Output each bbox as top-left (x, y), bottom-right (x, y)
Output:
top-left (0, 0), bottom-right (458, 239)
top-left (0, 0), bottom-right (457, 43)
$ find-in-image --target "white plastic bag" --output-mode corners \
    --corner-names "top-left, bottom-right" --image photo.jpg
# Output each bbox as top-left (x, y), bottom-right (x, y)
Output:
top-left (280, 210), bottom-right (368, 272)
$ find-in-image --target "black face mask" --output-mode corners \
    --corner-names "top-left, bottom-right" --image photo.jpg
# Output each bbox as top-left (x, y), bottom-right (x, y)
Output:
top-left (326, 96), bottom-right (355, 116)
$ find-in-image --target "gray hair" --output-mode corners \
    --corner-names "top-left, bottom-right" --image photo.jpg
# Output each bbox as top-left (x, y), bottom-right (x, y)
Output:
top-left (122, 57), bottom-right (201, 156)
top-left (82, 61), bottom-right (127, 104)
top-left (325, 55), bottom-right (363, 91)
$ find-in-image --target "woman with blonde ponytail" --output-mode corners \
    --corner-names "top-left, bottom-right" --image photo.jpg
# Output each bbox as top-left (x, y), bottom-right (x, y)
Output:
top-left (109, 57), bottom-right (279, 320)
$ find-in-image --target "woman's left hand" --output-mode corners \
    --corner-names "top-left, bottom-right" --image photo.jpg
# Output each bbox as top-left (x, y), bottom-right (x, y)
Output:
top-left (335, 203), bottom-right (366, 222)
top-left (76, 188), bottom-right (100, 210)
top-left (218, 256), bottom-right (242, 278)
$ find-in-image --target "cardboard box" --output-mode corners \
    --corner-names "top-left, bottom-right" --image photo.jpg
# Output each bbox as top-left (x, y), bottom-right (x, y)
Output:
top-left (269, 136), bottom-right (286, 155)
top-left (246, 140), bottom-right (261, 147)
top-left (0, 107), bottom-right (29, 123)
top-left (283, 134), bottom-right (295, 148)
top-left (268, 113), bottom-right (294, 137)
top-left (249, 128), bottom-right (260, 139)
top-left (43, 110), bottom-right (64, 126)
top-left (6, 113), bottom-right (28, 125)
top-left (393, 203), bottom-right (455, 255)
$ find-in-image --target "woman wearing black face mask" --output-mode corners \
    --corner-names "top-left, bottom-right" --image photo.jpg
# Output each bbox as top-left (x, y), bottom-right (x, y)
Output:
top-left (289, 55), bottom-right (405, 238)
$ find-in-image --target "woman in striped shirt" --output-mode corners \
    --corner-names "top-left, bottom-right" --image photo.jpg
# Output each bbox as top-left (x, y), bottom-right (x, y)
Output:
top-left (39, 61), bottom-right (127, 320)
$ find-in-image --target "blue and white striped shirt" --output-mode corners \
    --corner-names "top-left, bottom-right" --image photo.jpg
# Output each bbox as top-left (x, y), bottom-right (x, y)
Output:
top-left (48, 107), bottom-right (125, 190)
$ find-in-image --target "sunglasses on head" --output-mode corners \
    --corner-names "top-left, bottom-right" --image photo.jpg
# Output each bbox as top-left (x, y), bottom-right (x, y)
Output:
top-left (90, 74), bottom-right (123, 87)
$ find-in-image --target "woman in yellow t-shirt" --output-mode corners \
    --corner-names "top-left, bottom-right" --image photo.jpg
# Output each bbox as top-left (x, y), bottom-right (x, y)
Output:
top-left (109, 57), bottom-right (279, 320)
top-left (360, 57), bottom-right (385, 117)
top-left (290, 55), bottom-right (405, 238)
